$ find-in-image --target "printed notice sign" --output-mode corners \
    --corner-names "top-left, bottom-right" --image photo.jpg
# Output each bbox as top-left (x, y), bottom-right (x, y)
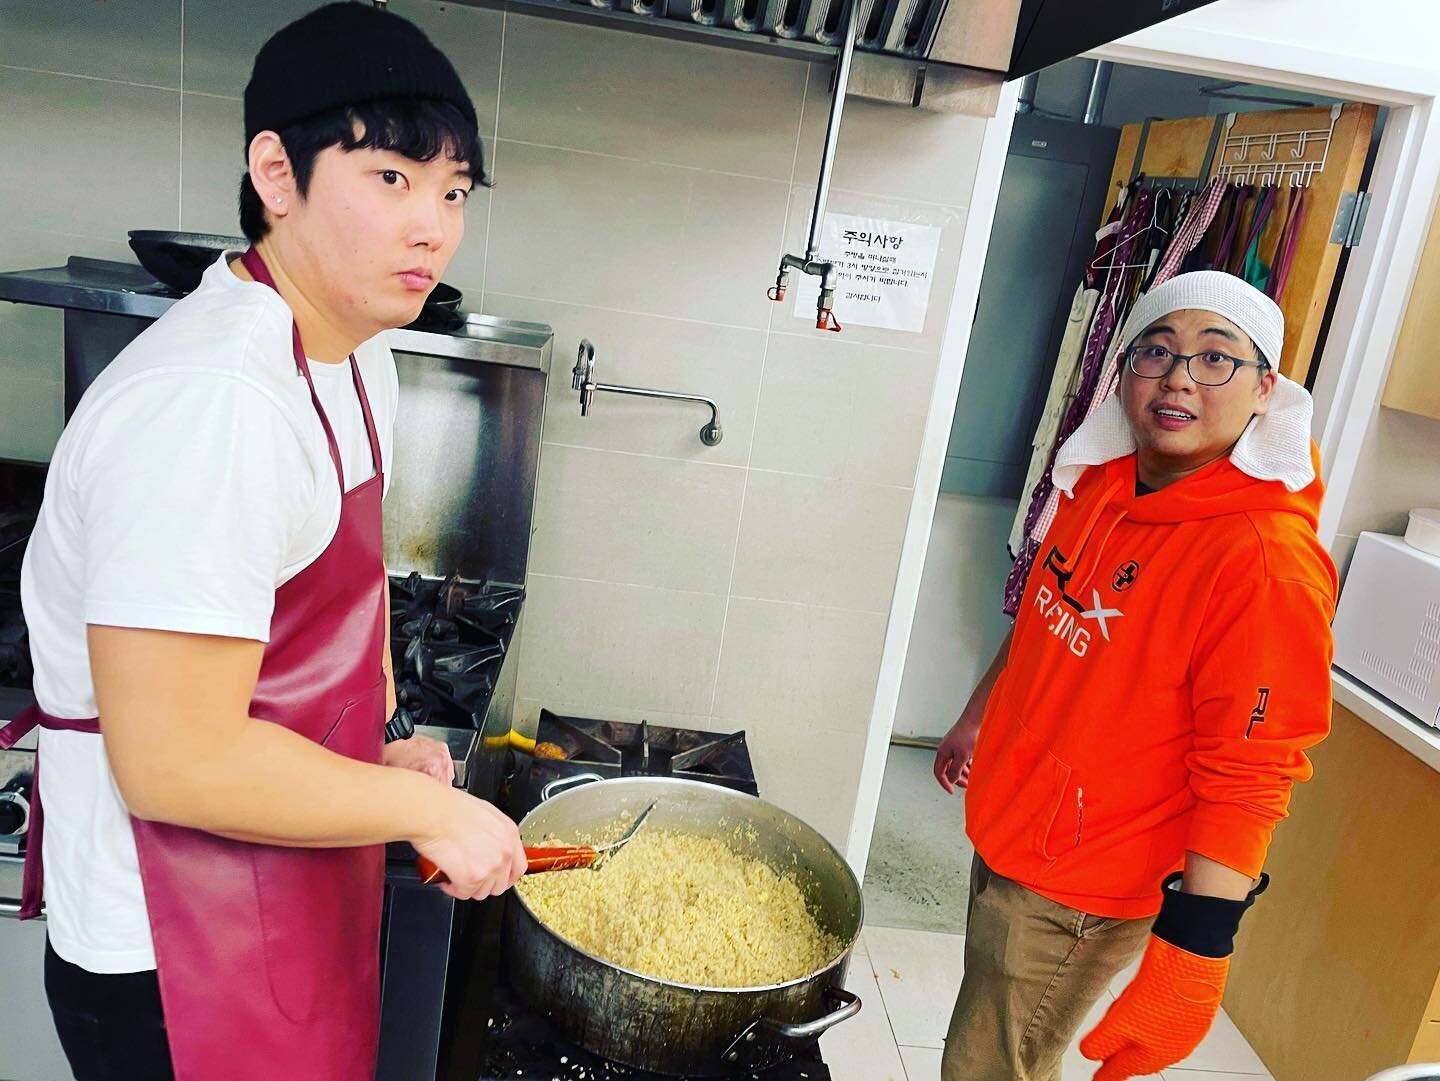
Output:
top-left (794, 213), bottom-right (941, 333)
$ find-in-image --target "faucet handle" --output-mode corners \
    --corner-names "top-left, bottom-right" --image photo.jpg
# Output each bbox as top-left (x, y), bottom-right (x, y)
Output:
top-left (767, 265), bottom-right (791, 302)
top-left (572, 339), bottom-right (595, 392)
top-left (573, 340), bottom-right (597, 416)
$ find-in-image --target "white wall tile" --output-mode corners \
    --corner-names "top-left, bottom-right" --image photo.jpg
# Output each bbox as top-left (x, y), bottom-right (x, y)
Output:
top-left (386, 0), bottom-right (504, 137)
top-left (712, 597), bottom-right (887, 732)
top-left (488, 294), bottom-right (765, 468)
top-left (743, 719), bottom-right (867, 850)
top-left (0, 68), bottom-right (180, 239)
top-left (731, 472), bottom-right (911, 612)
top-left (181, 0), bottom-right (315, 98)
top-left (750, 332), bottom-right (935, 486)
top-left (0, 375), bottom-right (64, 463)
top-left (0, 0), bottom-right (182, 88)
top-left (498, 15), bottom-right (808, 181)
top-left (180, 92), bottom-right (246, 236)
top-left (528, 444), bottom-right (746, 594)
top-left (797, 65), bottom-right (988, 206)
top-left (513, 574), bottom-right (727, 716)
top-left (771, 186), bottom-right (968, 353)
top-left (485, 140), bottom-right (789, 329)
top-left (438, 184), bottom-right (493, 301)
top-left (0, 230), bottom-right (131, 463)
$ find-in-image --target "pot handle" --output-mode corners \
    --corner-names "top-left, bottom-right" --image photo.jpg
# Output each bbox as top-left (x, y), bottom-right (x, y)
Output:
top-left (540, 772), bottom-right (606, 803)
top-left (763, 986), bottom-right (861, 1040)
top-left (721, 987), bottom-right (861, 1067)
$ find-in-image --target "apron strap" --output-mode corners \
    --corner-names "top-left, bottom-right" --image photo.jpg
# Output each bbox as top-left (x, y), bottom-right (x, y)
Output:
top-left (3, 704), bottom-right (102, 920)
top-left (348, 357), bottom-right (383, 477)
top-left (237, 248), bottom-right (384, 490)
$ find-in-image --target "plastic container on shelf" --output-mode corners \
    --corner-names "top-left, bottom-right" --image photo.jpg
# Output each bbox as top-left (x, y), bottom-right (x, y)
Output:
top-left (1404, 507), bottom-right (1440, 557)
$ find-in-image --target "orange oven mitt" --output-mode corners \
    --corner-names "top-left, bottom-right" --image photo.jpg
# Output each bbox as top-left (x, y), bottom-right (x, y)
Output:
top-left (1081, 873), bottom-right (1268, 1081)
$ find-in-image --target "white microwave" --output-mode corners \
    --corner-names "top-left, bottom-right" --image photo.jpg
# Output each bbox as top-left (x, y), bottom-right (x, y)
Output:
top-left (1333, 531), bottom-right (1440, 730)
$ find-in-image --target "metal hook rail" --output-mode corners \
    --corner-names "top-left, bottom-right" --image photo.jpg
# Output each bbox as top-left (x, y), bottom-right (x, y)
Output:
top-left (1216, 104), bottom-right (1343, 188)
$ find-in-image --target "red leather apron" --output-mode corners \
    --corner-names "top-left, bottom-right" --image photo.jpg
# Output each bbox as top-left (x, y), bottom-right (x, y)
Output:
top-left (1, 246), bottom-right (388, 1081)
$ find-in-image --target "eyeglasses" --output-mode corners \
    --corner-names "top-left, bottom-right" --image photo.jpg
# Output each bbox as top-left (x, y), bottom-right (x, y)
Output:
top-left (1125, 344), bottom-right (1271, 387)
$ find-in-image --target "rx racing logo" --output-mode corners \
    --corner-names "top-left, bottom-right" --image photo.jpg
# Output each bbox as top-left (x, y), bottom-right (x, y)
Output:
top-left (1112, 560), bottom-right (1141, 592)
top-left (1034, 546), bottom-right (1125, 657)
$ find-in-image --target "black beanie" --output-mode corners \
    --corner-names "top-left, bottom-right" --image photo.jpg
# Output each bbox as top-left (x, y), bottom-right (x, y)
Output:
top-left (243, 2), bottom-right (478, 145)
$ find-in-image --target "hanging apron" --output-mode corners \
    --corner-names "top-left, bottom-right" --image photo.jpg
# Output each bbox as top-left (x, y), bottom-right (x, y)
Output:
top-left (1236, 184), bottom-right (1280, 290)
top-left (1267, 186), bottom-right (1308, 301)
top-left (0, 246), bottom-right (388, 1081)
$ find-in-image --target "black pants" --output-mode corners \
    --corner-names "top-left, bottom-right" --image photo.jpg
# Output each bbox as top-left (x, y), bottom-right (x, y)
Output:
top-left (44, 939), bottom-right (175, 1081)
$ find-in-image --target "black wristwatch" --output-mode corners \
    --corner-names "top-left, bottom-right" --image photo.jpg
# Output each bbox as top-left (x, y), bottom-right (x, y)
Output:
top-left (384, 707), bottom-right (415, 744)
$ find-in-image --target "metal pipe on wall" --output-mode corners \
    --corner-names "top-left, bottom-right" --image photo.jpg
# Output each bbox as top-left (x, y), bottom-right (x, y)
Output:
top-left (1015, 71), bottom-right (1039, 115)
top-left (766, 0), bottom-right (861, 332)
top-left (1083, 60), bottom-right (1113, 125)
top-left (806, 0), bottom-right (862, 260)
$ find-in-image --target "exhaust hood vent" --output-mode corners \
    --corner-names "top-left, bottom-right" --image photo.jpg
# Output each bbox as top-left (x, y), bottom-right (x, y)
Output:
top-left (444, 0), bottom-right (1220, 79)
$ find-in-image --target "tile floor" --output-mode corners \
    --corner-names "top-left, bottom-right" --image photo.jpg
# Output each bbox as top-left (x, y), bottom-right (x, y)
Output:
top-left (861, 746), bottom-right (972, 935)
top-left (820, 925), bottom-right (1274, 1081)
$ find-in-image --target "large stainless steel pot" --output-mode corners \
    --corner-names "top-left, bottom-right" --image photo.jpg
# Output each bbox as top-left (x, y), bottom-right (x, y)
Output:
top-left (503, 775), bottom-right (864, 1076)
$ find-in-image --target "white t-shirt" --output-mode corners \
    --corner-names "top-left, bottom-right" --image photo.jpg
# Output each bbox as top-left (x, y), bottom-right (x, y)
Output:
top-left (19, 254), bottom-right (398, 973)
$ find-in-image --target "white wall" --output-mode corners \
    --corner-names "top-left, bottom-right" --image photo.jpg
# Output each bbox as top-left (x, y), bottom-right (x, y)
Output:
top-left (1334, 406), bottom-right (1440, 574)
top-left (1149, 0), bottom-right (1440, 73)
top-left (892, 494), bottom-right (1013, 739)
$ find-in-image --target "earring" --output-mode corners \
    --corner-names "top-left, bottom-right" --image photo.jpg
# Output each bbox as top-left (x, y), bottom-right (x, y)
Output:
top-left (274, 196), bottom-right (284, 205)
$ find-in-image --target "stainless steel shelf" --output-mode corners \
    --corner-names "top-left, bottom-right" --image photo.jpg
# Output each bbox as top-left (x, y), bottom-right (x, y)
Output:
top-left (0, 258), bottom-right (553, 373)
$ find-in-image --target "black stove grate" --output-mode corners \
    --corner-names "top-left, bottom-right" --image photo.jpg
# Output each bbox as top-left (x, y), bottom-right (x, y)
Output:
top-left (475, 929), bottom-right (831, 1081)
top-left (388, 572), bottom-right (522, 733)
top-left (516, 713), bottom-right (759, 815)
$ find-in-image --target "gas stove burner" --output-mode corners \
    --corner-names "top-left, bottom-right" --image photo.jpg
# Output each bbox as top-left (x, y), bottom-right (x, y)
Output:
top-left (388, 572), bottom-right (524, 732)
top-left (517, 713), bottom-right (758, 814)
top-left (398, 614), bottom-right (459, 643)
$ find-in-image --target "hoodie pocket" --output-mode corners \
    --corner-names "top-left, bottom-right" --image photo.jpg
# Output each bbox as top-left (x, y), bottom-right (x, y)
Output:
top-left (968, 696), bottom-right (1081, 866)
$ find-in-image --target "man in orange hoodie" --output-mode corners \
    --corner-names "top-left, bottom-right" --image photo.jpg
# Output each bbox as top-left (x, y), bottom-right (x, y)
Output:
top-left (934, 271), bottom-right (1337, 1081)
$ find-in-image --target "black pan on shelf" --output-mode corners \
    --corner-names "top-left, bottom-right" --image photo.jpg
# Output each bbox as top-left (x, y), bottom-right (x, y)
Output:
top-left (128, 231), bottom-right (244, 294)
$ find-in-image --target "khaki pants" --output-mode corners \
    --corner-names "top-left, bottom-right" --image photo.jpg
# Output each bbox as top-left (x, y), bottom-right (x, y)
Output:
top-left (941, 855), bottom-right (1153, 1081)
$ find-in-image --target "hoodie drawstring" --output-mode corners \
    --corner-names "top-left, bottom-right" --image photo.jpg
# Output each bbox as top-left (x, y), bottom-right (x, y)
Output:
top-left (1053, 477), bottom-right (1127, 594)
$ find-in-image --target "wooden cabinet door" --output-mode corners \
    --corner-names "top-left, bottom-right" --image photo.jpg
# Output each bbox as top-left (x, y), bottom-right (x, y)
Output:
top-left (1383, 190), bottom-right (1440, 419)
top-left (1104, 103), bottom-right (1379, 384)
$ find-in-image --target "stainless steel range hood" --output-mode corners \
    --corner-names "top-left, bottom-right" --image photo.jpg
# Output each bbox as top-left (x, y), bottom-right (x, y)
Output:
top-left (436, 0), bottom-right (1222, 80)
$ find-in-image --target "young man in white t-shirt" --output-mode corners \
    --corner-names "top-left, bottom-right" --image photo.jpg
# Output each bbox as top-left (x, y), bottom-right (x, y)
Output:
top-left (7, 6), bottom-right (526, 1079)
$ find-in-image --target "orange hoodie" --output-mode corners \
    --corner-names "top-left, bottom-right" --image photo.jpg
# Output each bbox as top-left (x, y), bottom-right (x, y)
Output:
top-left (966, 449), bottom-right (1338, 919)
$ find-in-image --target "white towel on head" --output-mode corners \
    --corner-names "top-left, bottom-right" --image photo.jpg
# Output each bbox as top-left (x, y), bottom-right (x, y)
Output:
top-left (1052, 270), bottom-right (1316, 496)
top-left (1051, 374), bottom-right (1315, 495)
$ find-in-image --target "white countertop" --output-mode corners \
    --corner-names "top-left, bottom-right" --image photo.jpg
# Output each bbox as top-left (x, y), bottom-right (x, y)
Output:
top-left (1332, 668), bottom-right (1440, 774)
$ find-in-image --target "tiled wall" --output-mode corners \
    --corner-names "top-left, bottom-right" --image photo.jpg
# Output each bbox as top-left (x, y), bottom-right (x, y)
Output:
top-left (0, 0), bottom-right (989, 849)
